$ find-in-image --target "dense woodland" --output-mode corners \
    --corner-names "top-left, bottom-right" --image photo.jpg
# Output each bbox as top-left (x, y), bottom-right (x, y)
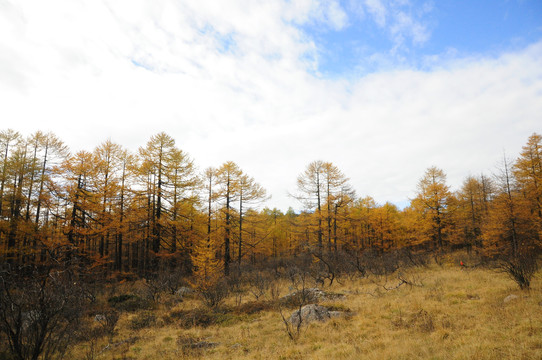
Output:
top-left (0, 130), bottom-right (540, 283)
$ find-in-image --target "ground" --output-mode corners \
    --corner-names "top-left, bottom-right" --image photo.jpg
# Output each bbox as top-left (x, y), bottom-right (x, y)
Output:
top-left (73, 256), bottom-right (542, 360)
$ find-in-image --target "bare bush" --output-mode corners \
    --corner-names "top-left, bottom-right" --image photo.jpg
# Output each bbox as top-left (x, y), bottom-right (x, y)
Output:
top-left (94, 310), bottom-right (119, 340)
top-left (246, 271), bottom-right (273, 300)
top-left (268, 280), bottom-right (282, 301)
top-left (310, 251), bottom-right (344, 286)
top-left (228, 271), bottom-right (244, 307)
top-left (198, 279), bottom-right (230, 309)
top-left (0, 267), bottom-right (86, 360)
top-left (364, 249), bottom-right (401, 276)
top-left (107, 294), bottom-right (153, 312)
top-left (367, 270), bottom-right (424, 294)
top-left (278, 267), bottom-right (311, 342)
top-left (341, 247), bottom-right (430, 281)
top-left (129, 311), bottom-right (157, 330)
top-left (499, 253), bottom-right (539, 290)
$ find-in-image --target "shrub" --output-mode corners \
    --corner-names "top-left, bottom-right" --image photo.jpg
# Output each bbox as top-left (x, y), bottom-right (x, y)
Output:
top-left (234, 300), bottom-right (275, 314)
top-left (197, 279), bottom-right (229, 309)
top-left (94, 310), bottom-right (119, 339)
top-left (108, 294), bottom-right (137, 305)
top-left (246, 271), bottom-right (273, 300)
top-left (0, 267), bottom-right (86, 360)
top-left (108, 294), bottom-right (154, 312)
top-left (172, 308), bottom-right (241, 329)
top-left (129, 311), bottom-right (157, 330)
top-left (500, 253), bottom-right (539, 290)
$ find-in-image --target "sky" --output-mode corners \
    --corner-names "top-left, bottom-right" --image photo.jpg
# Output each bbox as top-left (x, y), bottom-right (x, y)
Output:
top-left (1, 0), bottom-right (542, 212)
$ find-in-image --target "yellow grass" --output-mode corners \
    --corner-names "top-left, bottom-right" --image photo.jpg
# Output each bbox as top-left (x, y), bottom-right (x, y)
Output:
top-left (72, 261), bottom-right (542, 360)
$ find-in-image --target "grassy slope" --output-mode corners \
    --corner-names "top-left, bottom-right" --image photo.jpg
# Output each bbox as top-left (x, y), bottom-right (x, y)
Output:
top-left (74, 260), bottom-right (542, 360)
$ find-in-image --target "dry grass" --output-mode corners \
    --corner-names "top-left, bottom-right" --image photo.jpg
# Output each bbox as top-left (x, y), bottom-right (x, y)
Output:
top-left (71, 260), bottom-right (542, 360)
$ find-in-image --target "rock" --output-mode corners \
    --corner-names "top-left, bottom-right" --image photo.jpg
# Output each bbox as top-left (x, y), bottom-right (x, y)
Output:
top-left (328, 311), bottom-right (344, 318)
top-left (94, 314), bottom-right (106, 322)
top-left (503, 294), bottom-right (519, 303)
top-left (281, 288), bottom-right (345, 304)
top-left (176, 286), bottom-right (193, 297)
top-left (289, 304), bottom-right (331, 326)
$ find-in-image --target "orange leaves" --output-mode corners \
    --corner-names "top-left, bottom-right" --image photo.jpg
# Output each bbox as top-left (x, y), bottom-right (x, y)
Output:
top-left (411, 166), bottom-right (452, 250)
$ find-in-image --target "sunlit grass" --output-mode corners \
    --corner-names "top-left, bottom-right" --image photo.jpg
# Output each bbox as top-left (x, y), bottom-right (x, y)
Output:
top-left (72, 260), bottom-right (542, 360)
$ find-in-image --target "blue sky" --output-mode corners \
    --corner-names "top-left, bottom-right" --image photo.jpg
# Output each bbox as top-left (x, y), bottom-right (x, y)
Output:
top-left (302, 0), bottom-right (542, 77)
top-left (1, 0), bottom-right (542, 211)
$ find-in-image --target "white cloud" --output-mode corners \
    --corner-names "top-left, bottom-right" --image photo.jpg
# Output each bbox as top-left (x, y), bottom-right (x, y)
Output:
top-left (364, 0), bottom-right (388, 27)
top-left (0, 0), bottom-right (541, 212)
top-left (362, 0), bottom-right (431, 50)
top-left (321, 1), bottom-right (349, 31)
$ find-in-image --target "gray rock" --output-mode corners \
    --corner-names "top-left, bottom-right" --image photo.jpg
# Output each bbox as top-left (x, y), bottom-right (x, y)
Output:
top-left (328, 311), bottom-right (344, 318)
top-left (176, 286), bottom-right (193, 297)
top-left (503, 294), bottom-right (519, 303)
top-left (281, 288), bottom-right (345, 304)
top-left (290, 304), bottom-right (331, 326)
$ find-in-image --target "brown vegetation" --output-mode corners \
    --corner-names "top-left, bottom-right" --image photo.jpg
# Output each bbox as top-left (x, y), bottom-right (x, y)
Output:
top-left (0, 129), bottom-right (541, 358)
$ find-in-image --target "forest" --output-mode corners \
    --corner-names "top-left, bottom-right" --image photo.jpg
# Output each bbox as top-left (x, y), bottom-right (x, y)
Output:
top-left (0, 129), bottom-right (541, 359)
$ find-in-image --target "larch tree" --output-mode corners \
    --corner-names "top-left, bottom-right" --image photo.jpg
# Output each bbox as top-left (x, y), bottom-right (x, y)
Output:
top-left (166, 147), bottom-right (199, 270)
top-left (33, 132), bottom-right (69, 227)
top-left (261, 208), bottom-right (282, 259)
top-left (331, 191), bottom-right (354, 252)
top-left (17, 132), bottom-right (50, 263)
top-left (322, 162), bottom-right (353, 253)
top-left (2, 127), bottom-right (541, 290)
top-left (115, 148), bottom-right (137, 271)
top-left (237, 173), bottom-right (267, 270)
top-left (295, 160), bottom-right (326, 254)
top-left (23, 131), bottom-right (44, 226)
top-left (483, 154), bottom-right (540, 289)
top-left (138, 132), bottom-right (177, 267)
top-left (349, 196), bottom-right (378, 250)
top-left (203, 167), bottom-right (218, 253)
top-left (189, 166), bottom-right (222, 293)
top-left (0, 130), bottom-right (21, 223)
top-left (372, 202), bottom-right (400, 253)
top-left (4, 135), bottom-right (27, 263)
top-left (513, 133), bottom-right (542, 228)
top-left (60, 150), bottom-right (99, 260)
top-left (215, 161), bottom-right (242, 276)
top-left (94, 140), bottom-right (124, 260)
top-left (411, 166), bottom-right (452, 251)
top-left (487, 154), bottom-right (540, 255)
top-left (397, 205), bottom-right (425, 250)
top-left (29, 132), bottom-right (69, 265)
top-left (452, 175), bottom-right (494, 250)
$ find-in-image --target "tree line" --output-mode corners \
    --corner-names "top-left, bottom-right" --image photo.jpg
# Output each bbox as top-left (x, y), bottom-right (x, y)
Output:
top-left (0, 130), bottom-right (540, 286)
